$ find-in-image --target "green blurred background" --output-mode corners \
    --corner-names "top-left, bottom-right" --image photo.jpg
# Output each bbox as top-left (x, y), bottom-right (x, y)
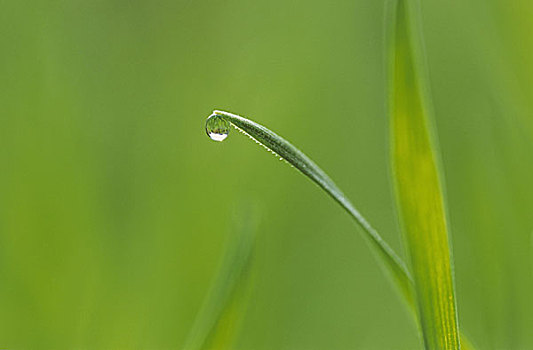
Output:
top-left (1, 0), bottom-right (532, 349)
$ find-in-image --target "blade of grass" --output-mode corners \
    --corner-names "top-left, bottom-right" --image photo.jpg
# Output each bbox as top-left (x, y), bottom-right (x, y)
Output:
top-left (388, 0), bottom-right (460, 348)
top-left (211, 109), bottom-right (414, 306)
top-left (182, 213), bottom-right (257, 350)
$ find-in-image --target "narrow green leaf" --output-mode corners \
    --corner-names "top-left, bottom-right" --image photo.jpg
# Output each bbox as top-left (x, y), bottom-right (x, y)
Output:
top-left (182, 215), bottom-right (257, 350)
top-left (389, 0), bottom-right (460, 349)
top-left (210, 109), bottom-right (414, 305)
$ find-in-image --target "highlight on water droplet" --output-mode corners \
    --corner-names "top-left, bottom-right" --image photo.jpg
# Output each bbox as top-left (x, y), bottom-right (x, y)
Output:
top-left (205, 113), bottom-right (230, 142)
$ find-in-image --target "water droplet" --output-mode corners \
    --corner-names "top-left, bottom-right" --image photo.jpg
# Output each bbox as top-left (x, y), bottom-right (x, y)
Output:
top-left (205, 113), bottom-right (230, 142)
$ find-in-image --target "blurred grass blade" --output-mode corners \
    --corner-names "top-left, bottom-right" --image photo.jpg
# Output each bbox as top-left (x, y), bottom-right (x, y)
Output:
top-left (182, 214), bottom-right (257, 350)
top-left (211, 109), bottom-right (414, 305)
top-left (388, 0), bottom-right (460, 348)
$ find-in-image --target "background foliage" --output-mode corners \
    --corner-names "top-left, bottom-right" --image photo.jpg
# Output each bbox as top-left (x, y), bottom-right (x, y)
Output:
top-left (1, 0), bottom-right (532, 348)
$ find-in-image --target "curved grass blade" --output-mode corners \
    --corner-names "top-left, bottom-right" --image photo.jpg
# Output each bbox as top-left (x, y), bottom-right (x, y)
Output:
top-left (388, 0), bottom-right (460, 348)
top-left (182, 214), bottom-right (257, 350)
top-left (210, 109), bottom-right (414, 309)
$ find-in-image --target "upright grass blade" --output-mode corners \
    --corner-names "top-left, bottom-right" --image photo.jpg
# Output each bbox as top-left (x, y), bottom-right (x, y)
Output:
top-left (388, 0), bottom-right (460, 349)
top-left (182, 214), bottom-right (257, 350)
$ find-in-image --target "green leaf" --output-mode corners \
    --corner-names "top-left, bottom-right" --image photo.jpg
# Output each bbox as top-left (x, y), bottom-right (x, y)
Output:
top-left (182, 214), bottom-right (257, 350)
top-left (211, 109), bottom-right (414, 305)
top-left (388, 0), bottom-right (460, 349)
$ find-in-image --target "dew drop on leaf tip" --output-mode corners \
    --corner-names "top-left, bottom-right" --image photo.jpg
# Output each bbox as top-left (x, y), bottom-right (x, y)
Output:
top-left (205, 113), bottom-right (230, 142)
